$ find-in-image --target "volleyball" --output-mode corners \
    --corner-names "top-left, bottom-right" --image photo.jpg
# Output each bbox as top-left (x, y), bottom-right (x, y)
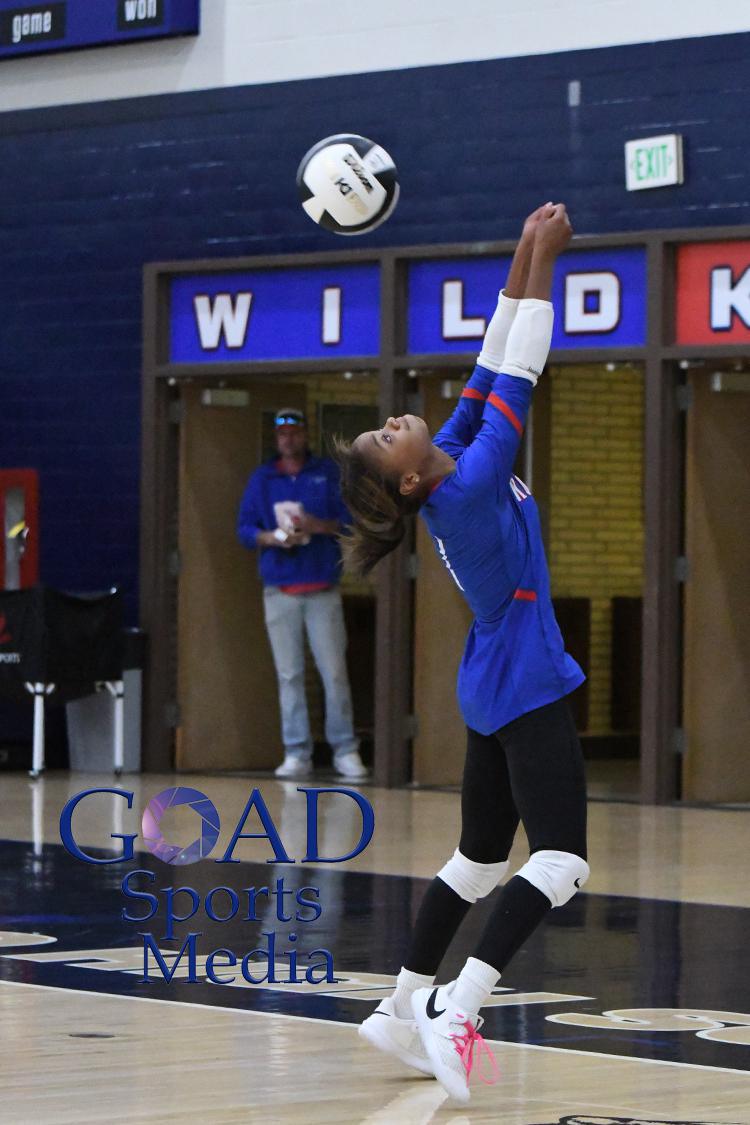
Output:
top-left (296, 133), bottom-right (399, 236)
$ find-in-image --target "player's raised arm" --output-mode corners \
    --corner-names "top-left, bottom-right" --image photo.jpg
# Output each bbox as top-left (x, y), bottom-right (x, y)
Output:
top-left (433, 205), bottom-right (555, 460)
top-left (452, 205), bottom-right (572, 491)
top-left (523, 203), bottom-right (572, 301)
top-left (333, 210), bottom-right (572, 575)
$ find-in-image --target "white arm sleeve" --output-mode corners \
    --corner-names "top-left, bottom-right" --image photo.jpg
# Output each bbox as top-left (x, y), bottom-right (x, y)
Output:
top-left (477, 289), bottom-right (520, 373)
top-left (502, 298), bottom-right (554, 386)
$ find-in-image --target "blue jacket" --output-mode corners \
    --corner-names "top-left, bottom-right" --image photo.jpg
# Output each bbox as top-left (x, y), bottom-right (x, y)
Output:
top-left (421, 364), bottom-right (585, 734)
top-left (237, 454), bottom-right (349, 587)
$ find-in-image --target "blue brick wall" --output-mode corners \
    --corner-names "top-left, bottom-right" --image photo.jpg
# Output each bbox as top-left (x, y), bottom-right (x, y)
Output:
top-left (1, 32), bottom-right (749, 622)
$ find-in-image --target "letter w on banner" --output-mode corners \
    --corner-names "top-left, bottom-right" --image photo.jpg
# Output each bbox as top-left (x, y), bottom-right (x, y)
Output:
top-left (193, 294), bottom-right (253, 350)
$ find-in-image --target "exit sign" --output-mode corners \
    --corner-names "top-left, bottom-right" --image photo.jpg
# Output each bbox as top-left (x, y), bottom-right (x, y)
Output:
top-left (625, 134), bottom-right (684, 191)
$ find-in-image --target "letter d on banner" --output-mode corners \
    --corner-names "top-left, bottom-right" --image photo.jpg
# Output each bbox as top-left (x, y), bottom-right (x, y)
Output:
top-left (565, 272), bottom-right (621, 334)
top-left (299, 787), bottom-right (375, 862)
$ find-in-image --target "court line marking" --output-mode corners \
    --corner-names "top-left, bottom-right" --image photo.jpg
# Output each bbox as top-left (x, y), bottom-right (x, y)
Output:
top-left (2, 977), bottom-right (750, 1077)
top-left (4, 834), bottom-right (750, 912)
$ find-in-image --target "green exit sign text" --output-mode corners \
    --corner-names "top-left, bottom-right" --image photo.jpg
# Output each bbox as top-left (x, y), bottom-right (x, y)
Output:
top-left (625, 134), bottom-right (684, 191)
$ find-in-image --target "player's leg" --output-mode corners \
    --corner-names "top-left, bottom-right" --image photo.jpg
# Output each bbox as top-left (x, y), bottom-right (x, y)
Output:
top-left (361, 728), bottom-right (517, 1073)
top-left (477, 696), bottom-right (589, 968)
top-left (412, 699), bottom-right (588, 1101)
top-left (399, 726), bottom-right (519, 992)
top-left (465, 698), bottom-right (588, 974)
top-left (406, 729), bottom-right (517, 1098)
top-left (458, 699), bottom-right (587, 981)
top-left (263, 587), bottom-right (313, 776)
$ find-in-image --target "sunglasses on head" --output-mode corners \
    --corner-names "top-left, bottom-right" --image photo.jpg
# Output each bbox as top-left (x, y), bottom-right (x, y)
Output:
top-left (275, 412), bottom-right (305, 427)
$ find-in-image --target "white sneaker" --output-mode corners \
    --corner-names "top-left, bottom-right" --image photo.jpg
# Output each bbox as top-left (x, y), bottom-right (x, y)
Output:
top-left (359, 995), bottom-right (433, 1075)
top-left (411, 984), bottom-right (498, 1104)
top-left (274, 756), bottom-right (311, 779)
top-left (334, 751), bottom-right (369, 779)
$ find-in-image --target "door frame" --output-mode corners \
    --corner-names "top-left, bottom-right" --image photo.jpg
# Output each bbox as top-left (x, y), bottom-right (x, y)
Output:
top-left (140, 249), bottom-right (413, 787)
top-left (141, 226), bottom-right (750, 799)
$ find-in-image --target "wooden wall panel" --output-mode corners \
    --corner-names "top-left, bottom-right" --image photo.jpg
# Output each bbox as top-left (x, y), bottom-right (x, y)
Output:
top-left (683, 374), bottom-right (750, 801)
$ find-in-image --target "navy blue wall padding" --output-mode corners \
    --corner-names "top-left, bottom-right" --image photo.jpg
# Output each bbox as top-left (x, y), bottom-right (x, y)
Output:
top-left (1, 32), bottom-right (749, 621)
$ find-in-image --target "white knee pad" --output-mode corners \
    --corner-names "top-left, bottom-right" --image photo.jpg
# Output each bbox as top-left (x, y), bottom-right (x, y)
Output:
top-left (437, 848), bottom-right (509, 904)
top-left (515, 849), bottom-right (589, 908)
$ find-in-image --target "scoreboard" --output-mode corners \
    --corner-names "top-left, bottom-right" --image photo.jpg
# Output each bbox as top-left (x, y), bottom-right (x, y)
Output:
top-left (0, 0), bottom-right (199, 60)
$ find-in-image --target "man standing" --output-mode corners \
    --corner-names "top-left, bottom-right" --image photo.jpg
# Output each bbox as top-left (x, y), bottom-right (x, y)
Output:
top-left (237, 407), bottom-right (367, 780)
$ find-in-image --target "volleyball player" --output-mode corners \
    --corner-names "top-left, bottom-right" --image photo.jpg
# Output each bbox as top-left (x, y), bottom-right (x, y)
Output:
top-left (335, 203), bottom-right (589, 1104)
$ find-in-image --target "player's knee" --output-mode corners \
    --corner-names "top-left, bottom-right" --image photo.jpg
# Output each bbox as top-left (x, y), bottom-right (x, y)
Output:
top-left (515, 849), bottom-right (589, 908)
top-left (437, 848), bottom-right (509, 903)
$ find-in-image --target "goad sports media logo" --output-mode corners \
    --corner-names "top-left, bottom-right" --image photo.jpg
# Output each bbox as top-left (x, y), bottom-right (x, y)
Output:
top-left (141, 786), bottom-right (220, 865)
top-left (60, 783), bottom-right (375, 987)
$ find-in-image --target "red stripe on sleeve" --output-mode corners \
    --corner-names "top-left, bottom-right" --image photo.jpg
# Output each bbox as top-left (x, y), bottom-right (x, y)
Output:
top-left (487, 392), bottom-right (523, 435)
top-left (461, 387), bottom-right (486, 402)
top-left (514, 589), bottom-right (537, 601)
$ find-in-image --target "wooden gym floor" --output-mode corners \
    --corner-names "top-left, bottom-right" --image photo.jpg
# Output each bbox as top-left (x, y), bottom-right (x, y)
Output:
top-left (1, 771), bottom-right (749, 1124)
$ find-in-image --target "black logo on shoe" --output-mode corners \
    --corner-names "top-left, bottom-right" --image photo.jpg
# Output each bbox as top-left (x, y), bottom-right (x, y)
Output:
top-left (574, 877), bottom-right (582, 887)
top-left (426, 988), bottom-right (446, 1019)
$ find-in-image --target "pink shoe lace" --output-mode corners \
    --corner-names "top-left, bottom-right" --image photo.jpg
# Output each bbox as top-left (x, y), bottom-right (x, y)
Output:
top-left (451, 1020), bottom-right (500, 1086)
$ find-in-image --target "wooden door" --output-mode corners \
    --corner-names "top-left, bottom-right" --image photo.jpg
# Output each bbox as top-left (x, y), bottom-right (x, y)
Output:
top-left (683, 373), bottom-right (750, 801)
top-left (176, 382), bottom-right (306, 770)
top-left (413, 380), bottom-right (473, 785)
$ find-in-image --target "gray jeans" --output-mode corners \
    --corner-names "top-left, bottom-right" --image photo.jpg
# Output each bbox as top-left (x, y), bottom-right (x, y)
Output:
top-left (263, 586), bottom-right (359, 762)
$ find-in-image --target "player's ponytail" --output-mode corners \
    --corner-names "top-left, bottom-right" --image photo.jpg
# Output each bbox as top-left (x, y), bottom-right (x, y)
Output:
top-left (333, 437), bottom-right (421, 577)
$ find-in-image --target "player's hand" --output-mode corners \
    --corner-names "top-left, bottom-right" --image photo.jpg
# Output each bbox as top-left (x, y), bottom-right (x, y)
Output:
top-left (535, 203), bottom-right (573, 256)
top-left (521, 202), bottom-right (555, 240)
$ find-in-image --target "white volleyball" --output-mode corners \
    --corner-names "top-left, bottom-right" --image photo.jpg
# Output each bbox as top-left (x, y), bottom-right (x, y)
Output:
top-left (296, 133), bottom-right (399, 236)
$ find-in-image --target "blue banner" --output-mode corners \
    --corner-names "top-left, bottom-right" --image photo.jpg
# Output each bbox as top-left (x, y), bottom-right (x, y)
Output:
top-left (0, 0), bottom-right (199, 60)
top-left (170, 265), bottom-right (382, 363)
top-left (408, 248), bottom-right (647, 353)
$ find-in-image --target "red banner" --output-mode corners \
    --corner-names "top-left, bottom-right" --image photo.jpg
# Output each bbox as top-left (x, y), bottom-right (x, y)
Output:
top-left (676, 241), bottom-right (750, 344)
top-left (0, 469), bottom-right (39, 590)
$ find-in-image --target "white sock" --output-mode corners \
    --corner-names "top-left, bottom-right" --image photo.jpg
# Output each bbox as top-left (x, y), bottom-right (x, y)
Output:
top-left (450, 957), bottom-right (500, 1018)
top-left (392, 967), bottom-right (435, 1019)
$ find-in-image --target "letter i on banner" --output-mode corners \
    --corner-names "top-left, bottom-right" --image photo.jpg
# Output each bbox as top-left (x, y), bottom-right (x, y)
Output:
top-left (322, 287), bottom-right (342, 345)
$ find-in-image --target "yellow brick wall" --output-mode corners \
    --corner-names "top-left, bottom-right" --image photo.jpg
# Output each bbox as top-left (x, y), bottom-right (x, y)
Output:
top-left (548, 364), bottom-right (644, 735)
top-left (303, 371), bottom-right (378, 457)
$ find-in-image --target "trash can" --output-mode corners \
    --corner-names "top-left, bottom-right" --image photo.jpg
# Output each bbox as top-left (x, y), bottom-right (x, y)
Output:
top-left (66, 628), bottom-right (145, 773)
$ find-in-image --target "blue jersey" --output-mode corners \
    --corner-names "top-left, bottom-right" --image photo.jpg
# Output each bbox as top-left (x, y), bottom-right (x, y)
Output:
top-left (421, 364), bottom-right (585, 734)
top-left (237, 454), bottom-right (349, 588)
